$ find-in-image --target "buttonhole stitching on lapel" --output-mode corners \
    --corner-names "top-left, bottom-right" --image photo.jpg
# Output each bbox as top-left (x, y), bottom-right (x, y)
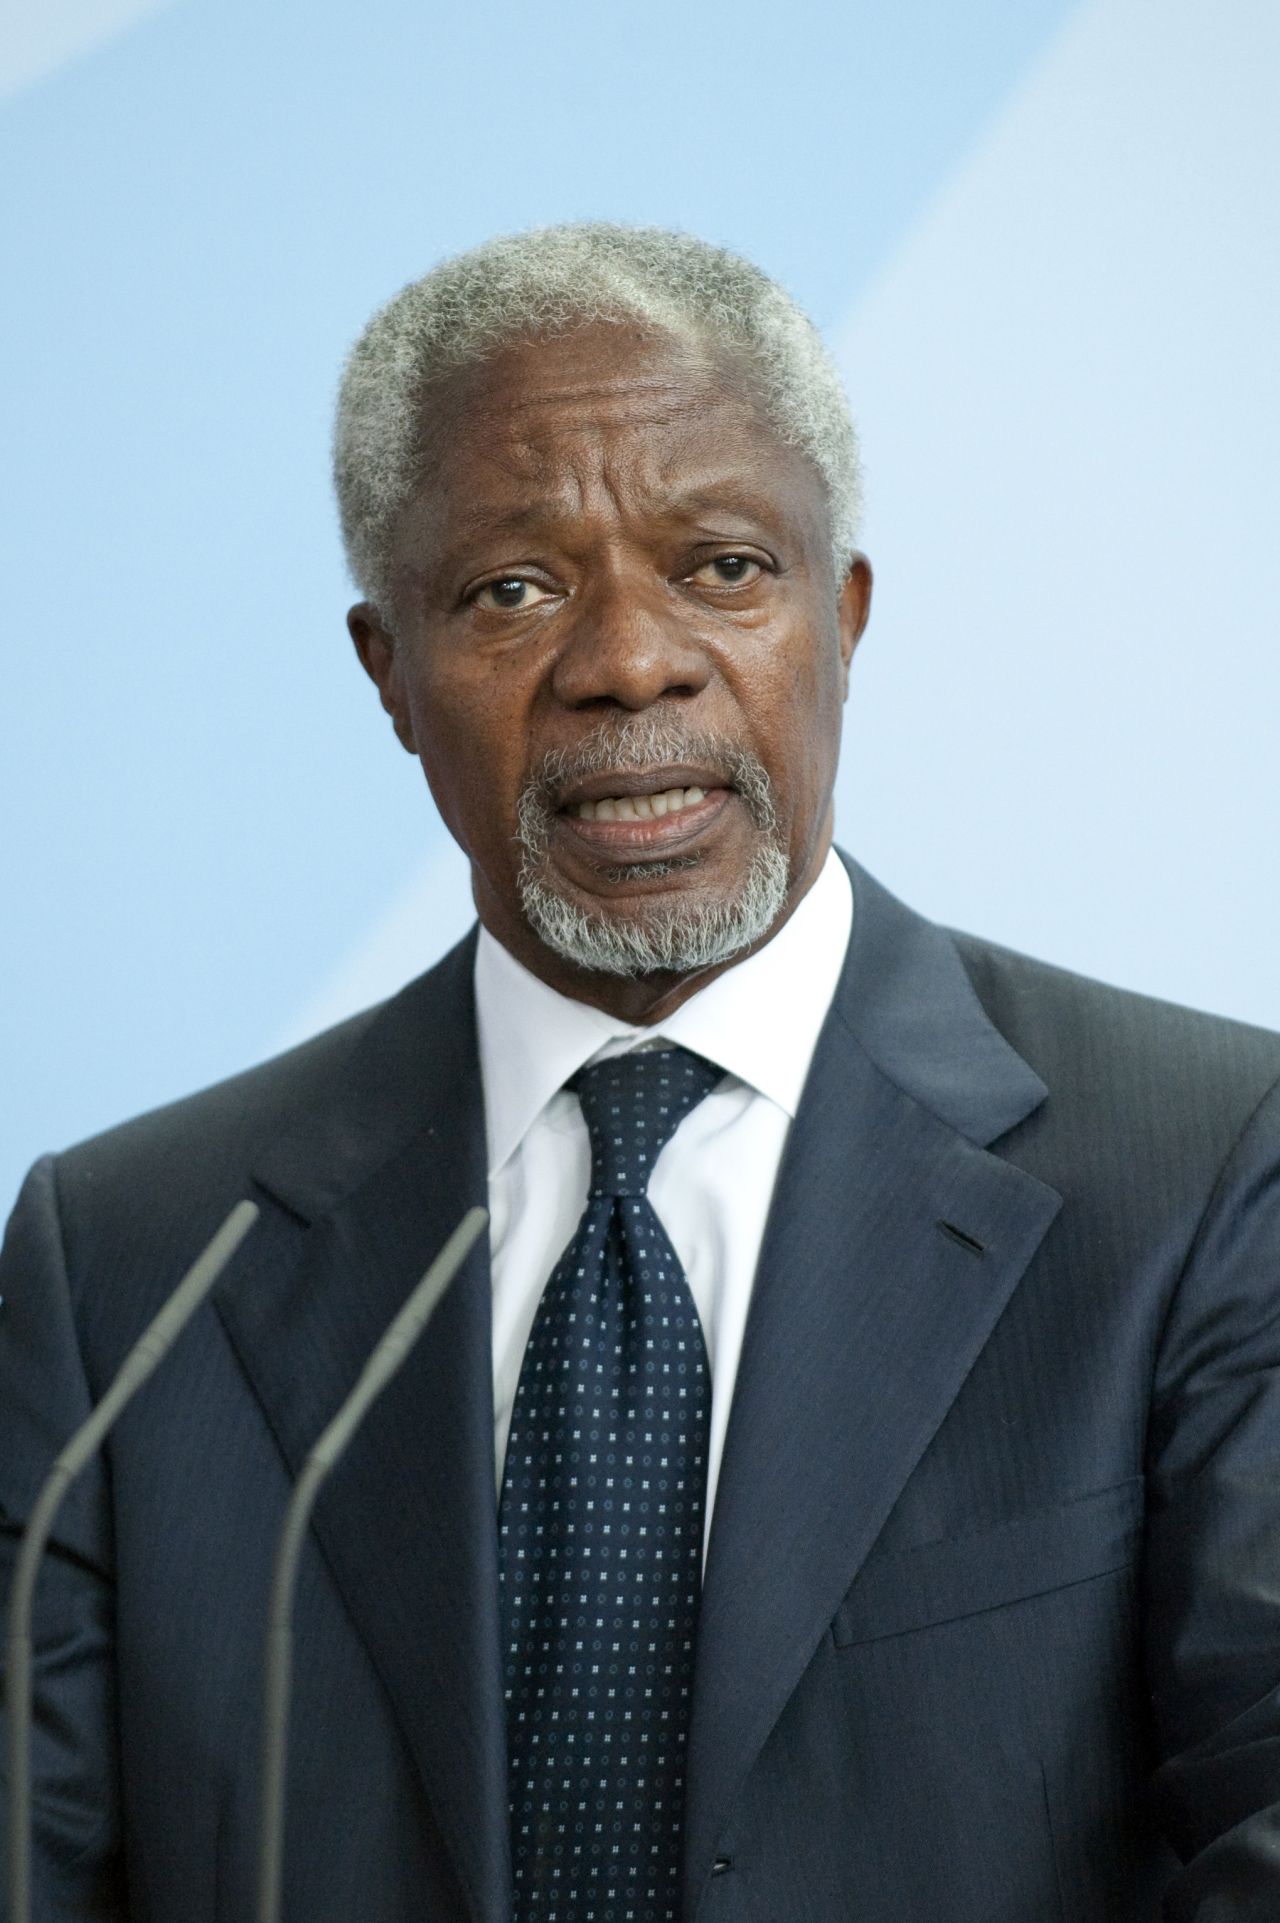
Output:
top-left (937, 1220), bottom-right (986, 1257)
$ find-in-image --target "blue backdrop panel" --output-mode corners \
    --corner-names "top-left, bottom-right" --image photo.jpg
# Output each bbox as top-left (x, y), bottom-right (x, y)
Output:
top-left (7, 0), bottom-right (1275, 1211)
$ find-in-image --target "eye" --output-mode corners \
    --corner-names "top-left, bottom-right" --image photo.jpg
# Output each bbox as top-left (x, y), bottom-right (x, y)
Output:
top-left (690, 553), bottom-right (765, 589)
top-left (470, 576), bottom-right (554, 612)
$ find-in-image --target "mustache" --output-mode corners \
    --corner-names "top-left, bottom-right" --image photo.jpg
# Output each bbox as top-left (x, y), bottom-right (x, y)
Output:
top-left (518, 717), bottom-right (778, 832)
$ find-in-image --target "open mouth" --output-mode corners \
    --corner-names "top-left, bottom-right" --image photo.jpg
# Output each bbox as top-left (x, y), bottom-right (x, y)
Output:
top-left (573, 783), bottom-right (710, 822)
top-left (514, 724), bottom-right (787, 972)
top-left (551, 766), bottom-right (734, 854)
top-left (516, 726), bottom-right (775, 883)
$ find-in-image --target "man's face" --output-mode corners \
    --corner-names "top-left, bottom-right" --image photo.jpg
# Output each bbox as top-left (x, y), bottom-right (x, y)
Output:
top-left (351, 322), bottom-right (871, 1020)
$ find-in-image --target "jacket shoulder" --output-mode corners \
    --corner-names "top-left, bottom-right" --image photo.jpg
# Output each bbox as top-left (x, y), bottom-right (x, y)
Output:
top-left (949, 927), bottom-right (1280, 1142)
top-left (57, 1004), bottom-right (380, 1193)
top-left (48, 928), bottom-right (478, 1248)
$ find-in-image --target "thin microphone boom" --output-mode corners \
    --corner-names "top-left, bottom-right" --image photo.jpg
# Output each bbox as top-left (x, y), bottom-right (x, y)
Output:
top-left (5, 1197), bottom-right (260, 1923)
top-left (256, 1203), bottom-right (488, 1923)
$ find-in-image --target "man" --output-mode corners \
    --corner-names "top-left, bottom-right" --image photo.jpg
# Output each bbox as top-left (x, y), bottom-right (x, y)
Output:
top-left (2, 222), bottom-right (1279, 1922)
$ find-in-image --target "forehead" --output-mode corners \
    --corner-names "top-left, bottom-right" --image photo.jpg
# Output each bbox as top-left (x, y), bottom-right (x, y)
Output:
top-left (401, 323), bottom-right (825, 550)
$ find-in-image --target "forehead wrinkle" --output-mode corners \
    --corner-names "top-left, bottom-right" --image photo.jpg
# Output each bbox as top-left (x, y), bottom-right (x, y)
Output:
top-left (432, 344), bottom-right (760, 464)
top-left (479, 371), bottom-right (701, 424)
top-left (419, 450), bottom-right (815, 577)
top-left (408, 367), bottom-right (818, 569)
top-left (424, 419), bottom-right (688, 549)
top-left (425, 374), bottom-right (711, 493)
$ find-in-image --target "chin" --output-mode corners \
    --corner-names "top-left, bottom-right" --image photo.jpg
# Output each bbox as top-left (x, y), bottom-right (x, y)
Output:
top-left (520, 842), bottom-right (790, 980)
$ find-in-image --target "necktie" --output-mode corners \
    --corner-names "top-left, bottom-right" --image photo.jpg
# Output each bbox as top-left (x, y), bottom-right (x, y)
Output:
top-left (500, 1045), bottom-right (723, 1923)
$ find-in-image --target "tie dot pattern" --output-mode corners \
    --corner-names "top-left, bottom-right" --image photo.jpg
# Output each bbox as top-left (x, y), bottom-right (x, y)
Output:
top-left (500, 1047), bottom-right (722, 1923)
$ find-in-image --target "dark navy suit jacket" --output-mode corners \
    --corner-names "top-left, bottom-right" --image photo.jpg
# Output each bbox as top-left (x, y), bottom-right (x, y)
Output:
top-left (3, 858), bottom-right (1280, 1921)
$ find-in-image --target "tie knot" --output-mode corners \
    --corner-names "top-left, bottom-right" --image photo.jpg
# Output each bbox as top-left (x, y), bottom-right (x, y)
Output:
top-left (572, 1046), bottom-right (722, 1199)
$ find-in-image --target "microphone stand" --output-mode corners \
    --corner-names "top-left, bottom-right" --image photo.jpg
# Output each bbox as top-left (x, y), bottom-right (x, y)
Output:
top-left (256, 1204), bottom-right (488, 1923)
top-left (6, 1198), bottom-right (260, 1923)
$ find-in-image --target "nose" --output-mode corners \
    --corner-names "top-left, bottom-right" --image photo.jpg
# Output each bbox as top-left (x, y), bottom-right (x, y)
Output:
top-left (550, 569), bottom-right (712, 713)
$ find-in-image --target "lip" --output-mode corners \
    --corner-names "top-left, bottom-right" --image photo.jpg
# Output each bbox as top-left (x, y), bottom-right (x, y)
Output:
top-left (555, 787), bottom-right (733, 858)
top-left (554, 764), bottom-right (731, 810)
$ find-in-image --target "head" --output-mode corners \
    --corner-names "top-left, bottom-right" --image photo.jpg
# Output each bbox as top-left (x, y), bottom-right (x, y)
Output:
top-left (336, 223), bottom-right (872, 1021)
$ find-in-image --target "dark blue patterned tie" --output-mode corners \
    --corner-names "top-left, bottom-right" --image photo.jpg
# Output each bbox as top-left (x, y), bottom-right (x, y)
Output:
top-left (500, 1045), bottom-right (723, 1923)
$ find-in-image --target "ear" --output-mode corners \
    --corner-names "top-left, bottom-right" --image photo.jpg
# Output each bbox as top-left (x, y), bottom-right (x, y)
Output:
top-left (836, 553), bottom-right (873, 699)
top-left (348, 603), bottom-right (417, 753)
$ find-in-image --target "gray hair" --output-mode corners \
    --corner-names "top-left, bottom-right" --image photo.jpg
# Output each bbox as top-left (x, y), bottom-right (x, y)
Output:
top-left (333, 222), bottom-right (863, 613)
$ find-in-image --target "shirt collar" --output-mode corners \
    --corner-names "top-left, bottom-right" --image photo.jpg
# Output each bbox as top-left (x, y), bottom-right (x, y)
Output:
top-left (474, 847), bottom-right (854, 1178)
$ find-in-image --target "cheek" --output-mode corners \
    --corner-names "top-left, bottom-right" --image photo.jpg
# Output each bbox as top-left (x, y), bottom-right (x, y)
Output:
top-left (755, 634), bottom-right (844, 794)
top-left (407, 670), bottom-right (527, 851)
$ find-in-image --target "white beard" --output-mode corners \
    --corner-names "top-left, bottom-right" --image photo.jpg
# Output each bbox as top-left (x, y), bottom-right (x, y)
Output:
top-left (514, 717), bottom-right (789, 980)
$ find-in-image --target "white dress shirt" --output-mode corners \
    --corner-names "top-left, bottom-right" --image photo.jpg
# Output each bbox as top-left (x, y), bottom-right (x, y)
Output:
top-left (475, 847), bottom-right (854, 1548)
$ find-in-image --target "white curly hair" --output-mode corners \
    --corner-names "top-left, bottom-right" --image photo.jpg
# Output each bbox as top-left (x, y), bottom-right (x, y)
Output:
top-left (333, 221), bottom-right (864, 613)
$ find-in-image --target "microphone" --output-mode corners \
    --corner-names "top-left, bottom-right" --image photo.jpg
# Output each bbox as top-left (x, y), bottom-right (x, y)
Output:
top-left (5, 1196), bottom-right (260, 1923)
top-left (256, 1203), bottom-right (488, 1923)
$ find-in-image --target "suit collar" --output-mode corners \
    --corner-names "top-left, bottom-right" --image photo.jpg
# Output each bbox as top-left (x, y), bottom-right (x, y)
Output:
top-left (251, 850), bottom-right (1027, 1213)
top-left (248, 928), bottom-right (481, 1221)
top-left (834, 853), bottom-right (1048, 1145)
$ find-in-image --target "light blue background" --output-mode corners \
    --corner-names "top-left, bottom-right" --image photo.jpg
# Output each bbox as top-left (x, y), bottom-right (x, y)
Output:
top-left (3, 0), bottom-right (1277, 1209)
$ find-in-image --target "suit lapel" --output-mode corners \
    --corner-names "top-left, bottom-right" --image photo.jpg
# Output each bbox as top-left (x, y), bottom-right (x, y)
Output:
top-left (215, 934), bottom-right (511, 1923)
top-left (683, 863), bottom-right (1063, 1912)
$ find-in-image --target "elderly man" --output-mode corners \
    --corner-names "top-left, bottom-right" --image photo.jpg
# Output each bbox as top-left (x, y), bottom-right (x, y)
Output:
top-left (2, 223), bottom-right (1280, 1923)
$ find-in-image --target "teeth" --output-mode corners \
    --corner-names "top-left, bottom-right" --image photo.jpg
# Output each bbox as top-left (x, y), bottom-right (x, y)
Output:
top-left (574, 785), bottom-right (710, 822)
